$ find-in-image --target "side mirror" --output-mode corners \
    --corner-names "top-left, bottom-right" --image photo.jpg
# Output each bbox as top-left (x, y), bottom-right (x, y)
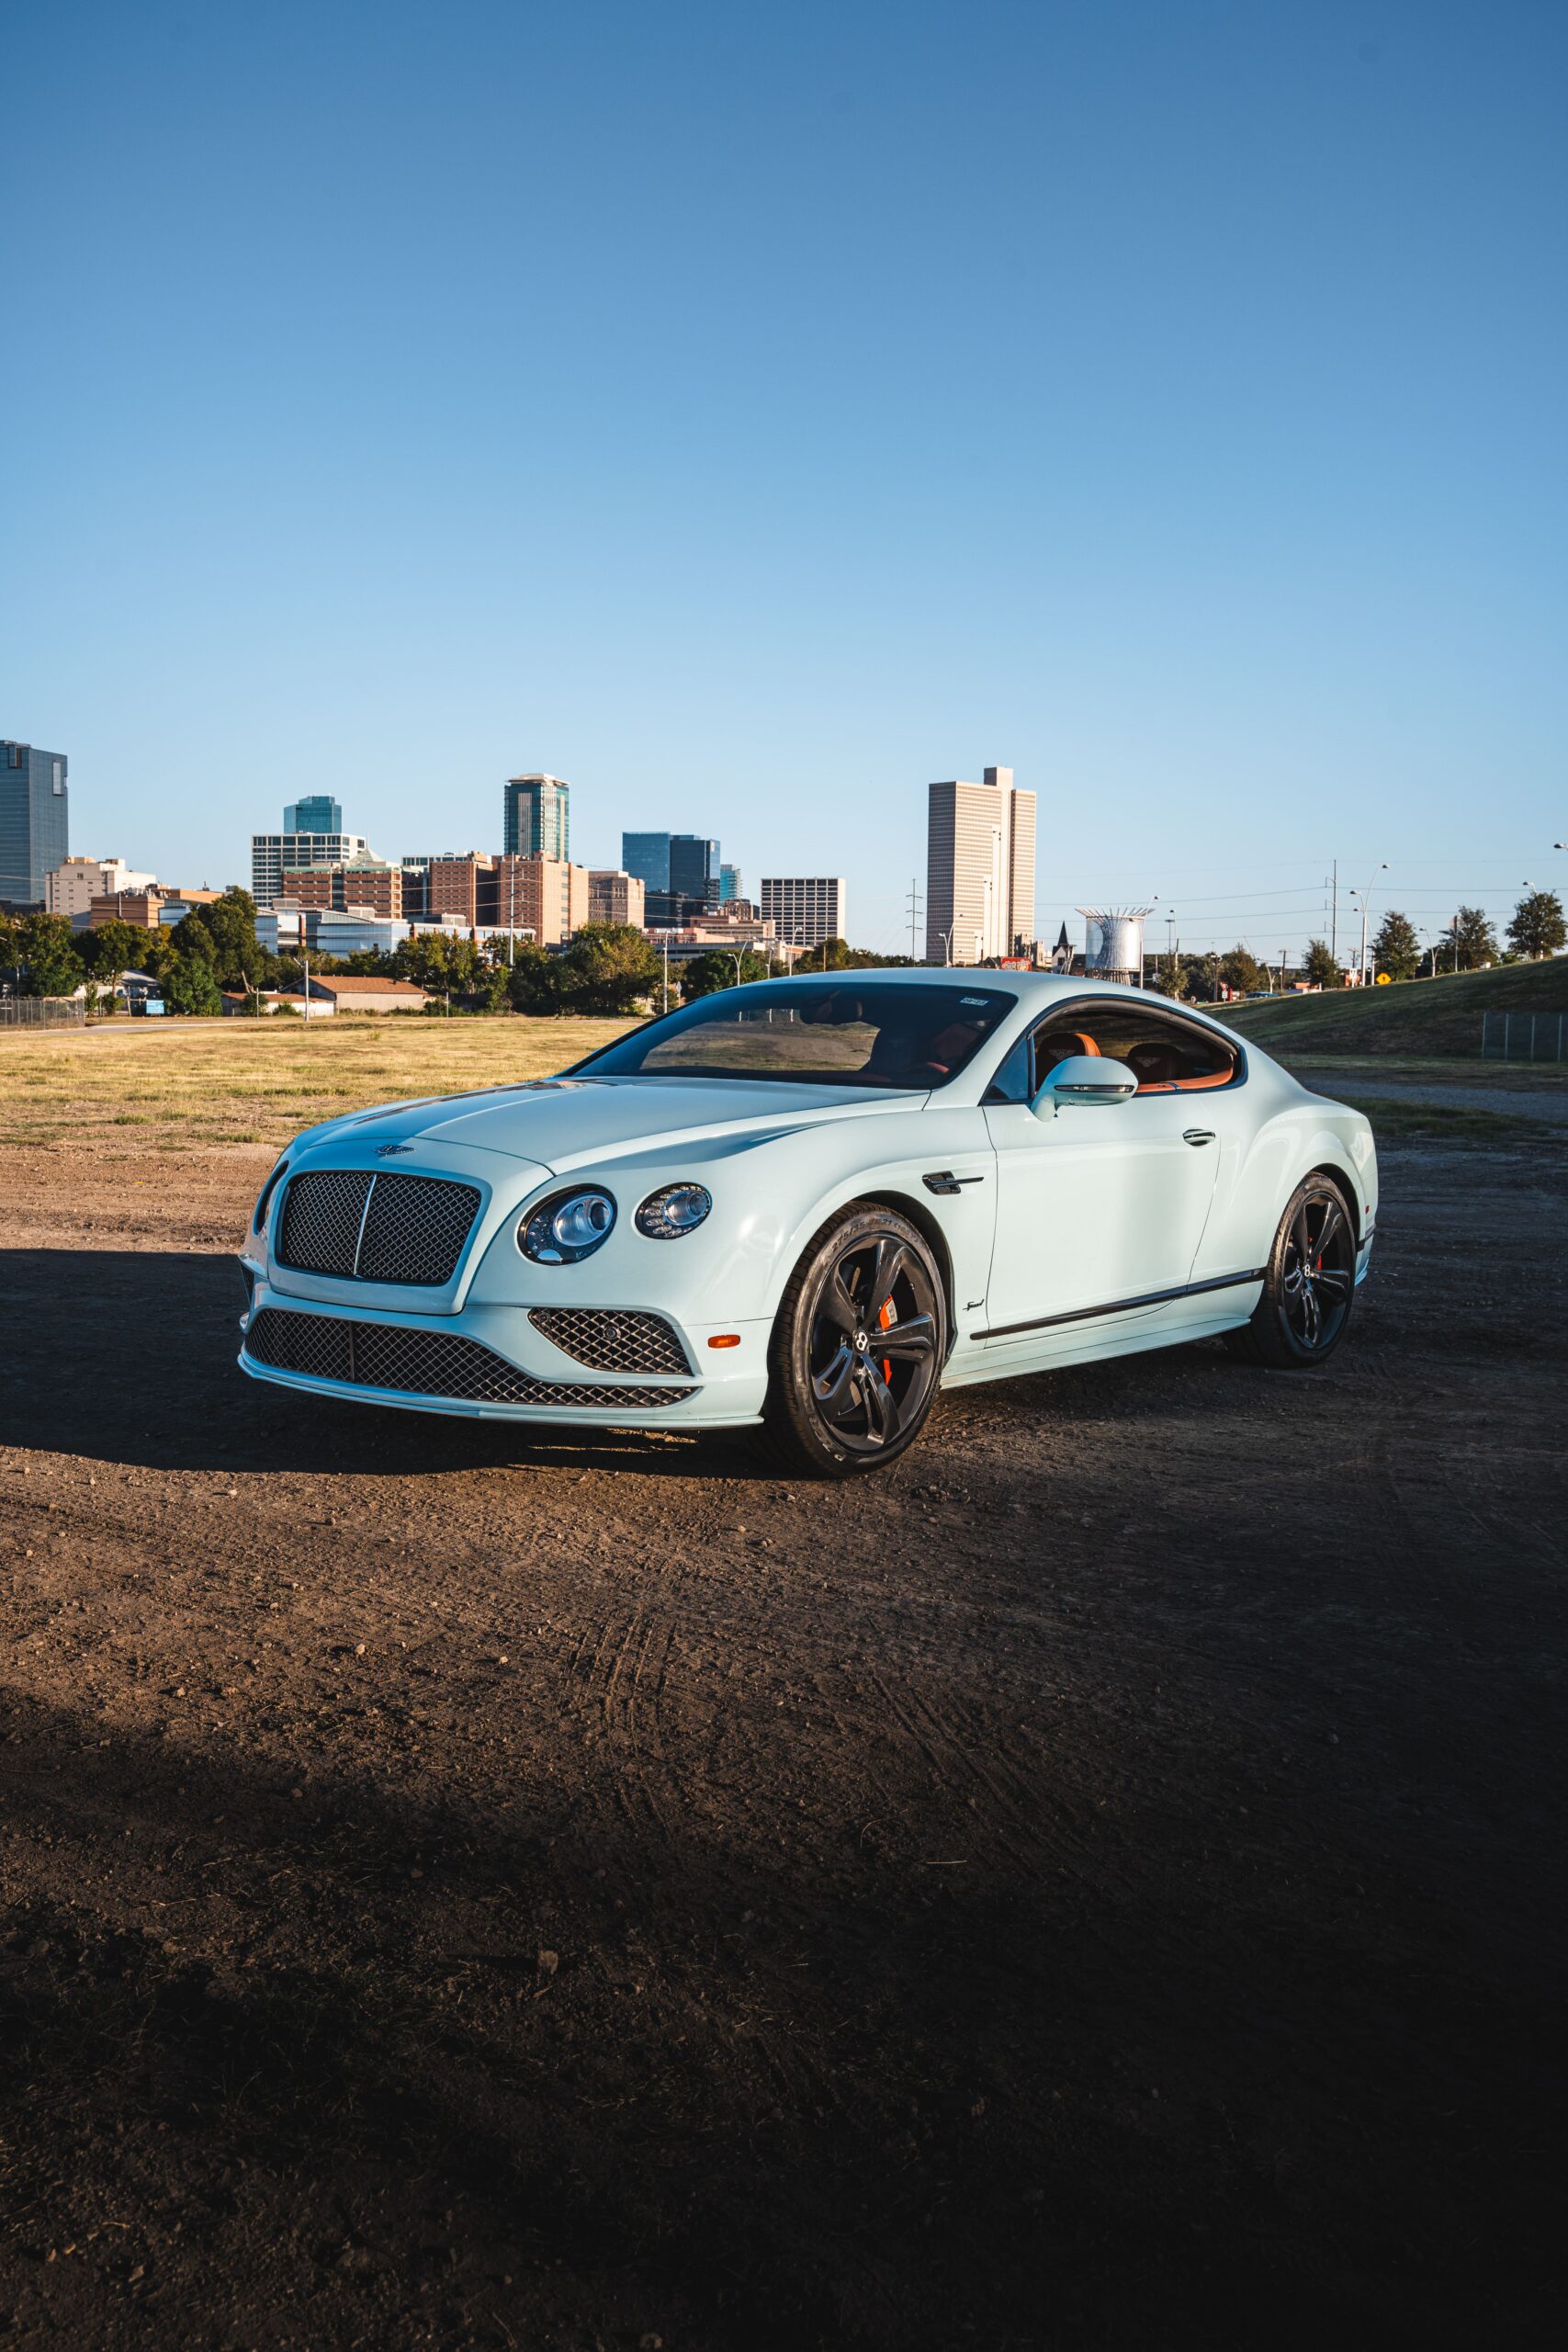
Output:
top-left (1031, 1055), bottom-right (1138, 1119)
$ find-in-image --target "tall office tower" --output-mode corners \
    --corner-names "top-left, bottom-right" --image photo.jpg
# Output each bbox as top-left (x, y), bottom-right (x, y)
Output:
top-left (924, 763), bottom-right (1037, 965)
top-left (669, 834), bottom-right (721, 904)
top-left (252, 829), bottom-right (368, 907)
top-left (284, 795), bottom-right (343, 834)
top-left (621, 831), bottom-right (671, 893)
top-left (718, 862), bottom-right (742, 903)
top-left (760, 876), bottom-right (848, 949)
top-left (504, 773), bottom-right (570, 861)
top-left (1, 741), bottom-right (69, 908)
top-left (588, 869), bottom-right (647, 927)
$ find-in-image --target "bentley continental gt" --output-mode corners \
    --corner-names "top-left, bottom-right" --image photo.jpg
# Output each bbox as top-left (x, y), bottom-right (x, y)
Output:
top-left (237, 972), bottom-right (1377, 1476)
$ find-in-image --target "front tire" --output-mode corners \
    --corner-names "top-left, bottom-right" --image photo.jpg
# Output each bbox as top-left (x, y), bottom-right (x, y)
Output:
top-left (1225, 1173), bottom-right (1358, 1368)
top-left (761, 1205), bottom-right (946, 1476)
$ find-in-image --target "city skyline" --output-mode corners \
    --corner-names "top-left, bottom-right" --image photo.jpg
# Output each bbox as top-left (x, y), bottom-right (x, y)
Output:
top-left (24, 746), bottom-right (1563, 970)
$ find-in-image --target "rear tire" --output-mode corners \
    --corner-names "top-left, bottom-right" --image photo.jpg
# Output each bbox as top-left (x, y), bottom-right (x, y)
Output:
top-left (761, 1205), bottom-right (946, 1477)
top-left (1225, 1173), bottom-right (1358, 1369)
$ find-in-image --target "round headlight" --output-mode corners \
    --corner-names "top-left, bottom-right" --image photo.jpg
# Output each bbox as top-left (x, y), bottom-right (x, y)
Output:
top-left (518, 1187), bottom-right (616, 1265)
top-left (635, 1183), bottom-right (713, 1239)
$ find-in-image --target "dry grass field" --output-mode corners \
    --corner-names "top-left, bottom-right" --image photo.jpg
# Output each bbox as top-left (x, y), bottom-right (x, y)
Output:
top-left (0, 1014), bottom-right (635, 1154)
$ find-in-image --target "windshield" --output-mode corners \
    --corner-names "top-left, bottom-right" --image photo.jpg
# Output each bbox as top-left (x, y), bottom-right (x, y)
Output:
top-left (569, 981), bottom-right (1016, 1089)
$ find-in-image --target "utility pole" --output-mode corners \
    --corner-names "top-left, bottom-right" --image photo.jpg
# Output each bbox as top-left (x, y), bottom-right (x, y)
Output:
top-left (907, 877), bottom-right (923, 963)
top-left (1329, 859), bottom-right (1337, 965)
top-left (300, 950), bottom-right (310, 1021)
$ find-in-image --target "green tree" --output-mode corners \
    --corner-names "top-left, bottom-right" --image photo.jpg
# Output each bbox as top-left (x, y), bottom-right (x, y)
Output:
top-left (391, 930), bottom-right (490, 996)
top-left (1450, 905), bottom-right (1498, 970)
top-left (161, 950), bottom-right (224, 1016)
top-left (555, 923), bottom-right (662, 1013)
top-left (1302, 938), bottom-right (1341, 989)
top-left (78, 919), bottom-right (153, 984)
top-left (2, 912), bottom-right (85, 998)
top-left (506, 940), bottom-right (563, 1013)
top-left (792, 939), bottom-right (918, 974)
top-left (1506, 889), bottom-right (1565, 960)
top-left (681, 947), bottom-right (771, 1001)
top-left (1371, 909), bottom-right (1420, 982)
top-left (1218, 944), bottom-right (1264, 997)
top-left (1152, 953), bottom-right (1190, 1001)
top-left (196, 888), bottom-right (266, 989)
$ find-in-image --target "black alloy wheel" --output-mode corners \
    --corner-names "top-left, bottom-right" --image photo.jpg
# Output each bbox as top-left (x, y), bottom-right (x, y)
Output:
top-left (763, 1205), bottom-right (946, 1476)
top-left (1226, 1173), bottom-right (1359, 1368)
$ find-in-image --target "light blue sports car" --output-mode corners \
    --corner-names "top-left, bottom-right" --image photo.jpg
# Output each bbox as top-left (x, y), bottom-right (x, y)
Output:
top-left (238, 970), bottom-right (1377, 1476)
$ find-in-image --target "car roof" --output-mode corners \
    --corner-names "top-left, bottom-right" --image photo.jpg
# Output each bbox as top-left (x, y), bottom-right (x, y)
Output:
top-left (773, 969), bottom-right (1184, 1010)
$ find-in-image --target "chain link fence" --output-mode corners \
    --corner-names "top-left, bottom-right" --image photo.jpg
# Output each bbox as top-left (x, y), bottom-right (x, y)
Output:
top-left (0, 996), bottom-right (87, 1029)
top-left (1481, 1012), bottom-right (1566, 1063)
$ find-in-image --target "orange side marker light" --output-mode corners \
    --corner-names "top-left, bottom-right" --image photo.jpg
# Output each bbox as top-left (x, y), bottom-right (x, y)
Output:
top-left (707, 1333), bottom-right (741, 1350)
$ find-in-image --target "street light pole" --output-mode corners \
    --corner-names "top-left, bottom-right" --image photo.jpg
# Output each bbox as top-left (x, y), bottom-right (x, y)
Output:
top-left (1349, 862), bottom-right (1388, 986)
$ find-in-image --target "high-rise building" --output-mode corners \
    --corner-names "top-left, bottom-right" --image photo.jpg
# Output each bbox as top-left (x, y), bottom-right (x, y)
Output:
top-left (504, 773), bottom-right (571, 862)
top-left (252, 829), bottom-right (368, 907)
top-left (925, 763), bottom-right (1037, 965)
top-left (622, 831), bottom-right (671, 893)
top-left (1, 741), bottom-right (69, 908)
top-left (284, 795), bottom-right (343, 834)
top-left (718, 862), bottom-right (742, 903)
top-left (669, 834), bottom-right (721, 904)
top-left (760, 876), bottom-right (848, 949)
top-left (588, 869), bottom-right (647, 927)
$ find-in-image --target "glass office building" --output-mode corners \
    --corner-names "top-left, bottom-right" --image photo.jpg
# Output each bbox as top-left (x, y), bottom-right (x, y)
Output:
top-left (621, 831), bottom-right (671, 893)
top-left (284, 795), bottom-right (343, 834)
top-left (504, 774), bottom-right (570, 861)
top-left (1, 741), bottom-right (69, 908)
top-left (669, 834), bottom-right (721, 904)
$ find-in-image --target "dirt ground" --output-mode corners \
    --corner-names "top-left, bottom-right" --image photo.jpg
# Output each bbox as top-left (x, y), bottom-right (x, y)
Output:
top-left (1, 1089), bottom-right (1565, 2347)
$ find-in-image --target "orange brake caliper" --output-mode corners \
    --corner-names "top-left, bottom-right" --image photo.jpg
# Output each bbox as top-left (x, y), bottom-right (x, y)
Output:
top-left (878, 1296), bottom-right (895, 1383)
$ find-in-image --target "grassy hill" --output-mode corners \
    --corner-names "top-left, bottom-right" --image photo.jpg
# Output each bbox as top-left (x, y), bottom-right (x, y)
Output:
top-left (1220, 956), bottom-right (1568, 1059)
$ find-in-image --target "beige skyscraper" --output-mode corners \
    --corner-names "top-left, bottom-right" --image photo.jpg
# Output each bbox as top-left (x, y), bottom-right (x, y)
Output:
top-left (925, 763), bottom-right (1037, 965)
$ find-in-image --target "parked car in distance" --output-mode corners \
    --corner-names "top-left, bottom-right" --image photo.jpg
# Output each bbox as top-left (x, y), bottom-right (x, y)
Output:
top-left (238, 972), bottom-right (1378, 1476)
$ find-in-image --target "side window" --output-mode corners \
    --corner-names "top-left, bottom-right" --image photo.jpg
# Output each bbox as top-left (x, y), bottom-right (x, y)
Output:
top-left (1031, 1004), bottom-right (1238, 1094)
top-left (982, 1032), bottom-right (1032, 1104)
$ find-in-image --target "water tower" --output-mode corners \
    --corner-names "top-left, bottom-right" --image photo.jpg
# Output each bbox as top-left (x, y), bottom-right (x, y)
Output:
top-left (1077, 904), bottom-right (1154, 986)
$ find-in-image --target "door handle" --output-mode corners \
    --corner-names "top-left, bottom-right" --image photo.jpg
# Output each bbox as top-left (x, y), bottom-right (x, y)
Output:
top-left (1183, 1128), bottom-right (1215, 1146)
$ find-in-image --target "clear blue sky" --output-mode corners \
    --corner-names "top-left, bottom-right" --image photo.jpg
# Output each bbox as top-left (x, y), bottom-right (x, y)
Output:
top-left (5, 0), bottom-right (1563, 960)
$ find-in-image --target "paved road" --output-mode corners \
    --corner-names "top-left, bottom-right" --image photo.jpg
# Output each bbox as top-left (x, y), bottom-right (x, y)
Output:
top-left (1292, 1068), bottom-right (1568, 1125)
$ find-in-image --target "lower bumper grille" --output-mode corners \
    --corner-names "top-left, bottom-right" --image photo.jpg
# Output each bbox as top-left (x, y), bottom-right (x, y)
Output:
top-left (528, 1307), bottom-right (692, 1374)
top-left (244, 1307), bottom-right (697, 1409)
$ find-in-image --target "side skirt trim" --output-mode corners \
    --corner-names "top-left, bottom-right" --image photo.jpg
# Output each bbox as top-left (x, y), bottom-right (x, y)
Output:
top-left (973, 1268), bottom-right (1267, 1342)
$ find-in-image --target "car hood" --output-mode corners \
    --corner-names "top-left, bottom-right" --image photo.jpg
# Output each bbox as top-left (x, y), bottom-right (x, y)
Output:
top-left (326, 1076), bottom-right (926, 1176)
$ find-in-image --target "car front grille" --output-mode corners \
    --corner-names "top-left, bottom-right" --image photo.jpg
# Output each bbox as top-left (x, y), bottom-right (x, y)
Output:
top-left (527, 1308), bottom-right (692, 1374)
top-left (243, 1307), bottom-right (697, 1410)
top-left (276, 1170), bottom-right (481, 1285)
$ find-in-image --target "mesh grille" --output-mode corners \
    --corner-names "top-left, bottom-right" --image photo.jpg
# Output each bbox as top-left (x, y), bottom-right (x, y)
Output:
top-left (277, 1170), bottom-right (373, 1276)
top-left (245, 1308), bottom-right (696, 1410)
top-left (358, 1174), bottom-right (481, 1284)
top-left (276, 1170), bottom-right (480, 1285)
top-left (528, 1308), bottom-right (692, 1374)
